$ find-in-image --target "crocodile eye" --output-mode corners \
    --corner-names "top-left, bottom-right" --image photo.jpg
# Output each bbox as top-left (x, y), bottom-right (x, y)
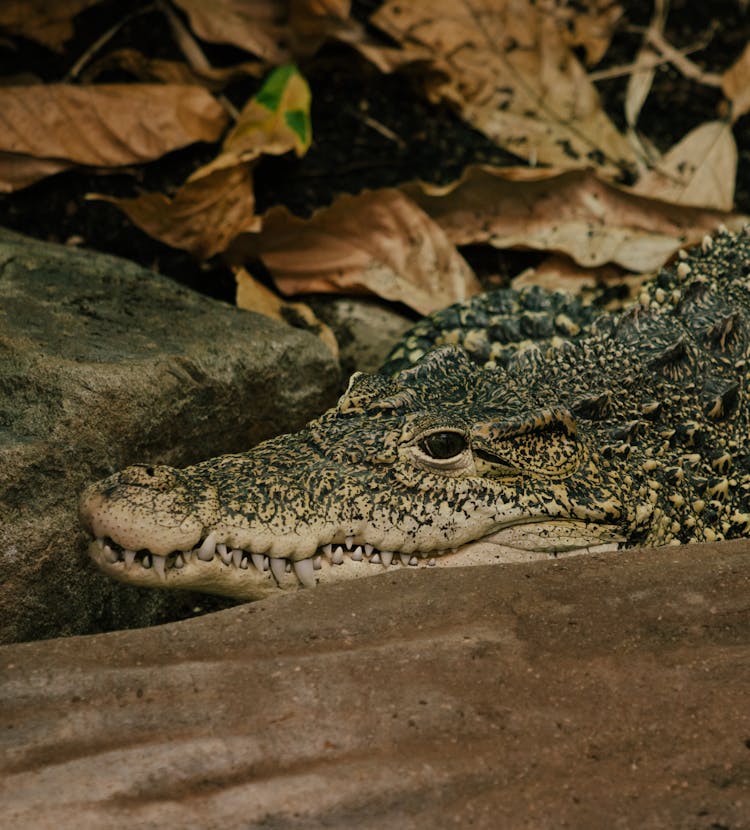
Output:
top-left (419, 431), bottom-right (468, 459)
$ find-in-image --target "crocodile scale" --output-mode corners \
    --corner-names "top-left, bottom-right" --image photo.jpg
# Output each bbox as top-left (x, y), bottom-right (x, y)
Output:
top-left (80, 227), bottom-right (750, 599)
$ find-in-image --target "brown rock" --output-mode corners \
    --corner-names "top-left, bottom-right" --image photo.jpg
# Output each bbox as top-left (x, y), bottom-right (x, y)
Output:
top-left (1, 540), bottom-right (748, 828)
top-left (0, 229), bottom-right (340, 644)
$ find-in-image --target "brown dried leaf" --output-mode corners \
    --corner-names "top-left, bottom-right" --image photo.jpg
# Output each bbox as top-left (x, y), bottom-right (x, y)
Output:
top-left (0, 84), bottom-right (228, 191)
top-left (372, 0), bottom-right (636, 176)
top-left (172, 0), bottom-right (291, 63)
top-left (632, 121), bottom-right (737, 212)
top-left (234, 189), bottom-right (481, 315)
top-left (0, 0), bottom-right (100, 51)
top-left (402, 165), bottom-right (747, 272)
top-left (81, 49), bottom-right (264, 89)
top-left (0, 153), bottom-right (72, 194)
top-left (550, 0), bottom-right (623, 66)
top-left (624, 0), bottom-right (667, 130)
top-left (512, 254), bottom-right (646, 303)
top-left (92, 163), bottom-right (260, 259)
top-left (235, 267), bottom-right (339, 359)
top-left (722, 41), bottom-right (750, 122)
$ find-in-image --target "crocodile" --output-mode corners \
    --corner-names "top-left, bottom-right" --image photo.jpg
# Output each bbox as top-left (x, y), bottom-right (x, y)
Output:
top-left (79, 227), bottom-right (750, 600)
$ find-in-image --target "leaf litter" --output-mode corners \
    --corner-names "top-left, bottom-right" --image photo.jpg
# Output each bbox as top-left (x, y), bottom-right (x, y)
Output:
top-left (1, 0), bottom-right (748, 350)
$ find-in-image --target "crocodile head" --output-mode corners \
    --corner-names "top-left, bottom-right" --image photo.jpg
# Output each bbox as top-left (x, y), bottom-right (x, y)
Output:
top-left (80, 346), bottom-right (642, 600)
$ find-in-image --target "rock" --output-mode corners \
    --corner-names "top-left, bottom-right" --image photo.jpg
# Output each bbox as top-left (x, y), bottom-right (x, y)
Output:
top-left (1, 540), bottom-right (748, 828)
top-left (0, 229), bottom-right (340, 644)
top-left (310, 296), bottom-right (414, 375)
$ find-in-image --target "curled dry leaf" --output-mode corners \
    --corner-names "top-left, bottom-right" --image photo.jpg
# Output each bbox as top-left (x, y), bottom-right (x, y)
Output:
top-left (402, 165), bottom-right (747, 273)
top-left (233, 189), bottom-right (481, 316)
top-left (372, 0), bottom-right (636, 176)
top-left (0, 84), bottom-right (228, 191)
top-left (172, 0), bottom-right (291, 63)
top-left (91, 164), bottom-right (260, 260)
top-left (624, 0), bottom-right (667, 132)
top-left (235, 266), bottom-right (339, 359)
top-left (722, 41), bottom-right (750, 122)
top-left (0, 0), bottom-right (100, 51)
top-left (632, 121), bottom-right (737, 212)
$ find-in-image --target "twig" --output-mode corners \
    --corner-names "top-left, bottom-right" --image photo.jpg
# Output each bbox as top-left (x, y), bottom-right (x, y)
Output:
top-left (66, 4), bottom-right (157, 80)
top-left (346, 107), bottom-right (406, 149)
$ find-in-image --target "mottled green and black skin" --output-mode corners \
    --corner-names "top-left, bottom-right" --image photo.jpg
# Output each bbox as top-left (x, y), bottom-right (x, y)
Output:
top-left (80, 228), bottom-right (750, 600)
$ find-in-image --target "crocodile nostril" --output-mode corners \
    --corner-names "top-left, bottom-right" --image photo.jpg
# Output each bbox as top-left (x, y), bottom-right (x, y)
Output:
top-left (145, 466), bottom-right (155, 476)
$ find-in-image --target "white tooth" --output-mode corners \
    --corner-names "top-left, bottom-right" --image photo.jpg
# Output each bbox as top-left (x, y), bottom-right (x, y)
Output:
top-left (332, 546), bottom-right (344, 565)
top-left (370, 553), bottom-right (381, 564)
top-left (350, 546), bottom-right (363, 561)
top-left (263, 555), bottom-right (270, 571)
top-left (293, 558), bottom-right (316, 588)
top-left (240, 556), bottom-right (248, 569)
top-left (231, 549), bottom-right (243, 568)
top-left (380, 551), bottom-right (394, 567)
top-left (322, 544), bottom-right (333, 555)
top-left (103, 544), bottom-right (117, 563)
top-left (152, 554), bottom-right (167, 581)
top-left (399, 553), bottom-right (410, 566)
top-left (174, 554), bottom-right (185, 569)
top-left (217, 543), bottom-right (231, 565)
top-left (428, 558), bottom-right (436, 567)
top-left (197, 532), bottom-right (217, 561)
top-left (123, 549), bottom-right (136, 569)
top-left (409, 556), bottom-right (418, 566)
top-left (364, 544), bottom-right (374, 555)
top-left (251, 553), bottom-right (266, 571)
top-left (313, 555), bottom-right (322, 570)
top-left (183, 550), bottom-right (193, 563)
top-left (285, 561), bottom-right (292, 573)
top-left (345, 536), bottom-right (354, 549)
top-left (270, 557), bottom-right (287, 584)
top-left (142, 554), bottom-right (151, 568)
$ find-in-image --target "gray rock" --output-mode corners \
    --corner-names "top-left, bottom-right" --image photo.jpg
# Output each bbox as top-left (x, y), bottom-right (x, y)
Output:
top-left (0, 230), bottom-right (340, 644)
top-left (310, 296), bottom-right (413, 375)
top-left (1, 540), bottom-right (748, 828)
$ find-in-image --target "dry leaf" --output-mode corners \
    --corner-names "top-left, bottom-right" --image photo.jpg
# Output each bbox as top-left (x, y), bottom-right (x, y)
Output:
top-left (372, 0), bottom-right (637, 176)
top-left (722, 41), bottom-right (750, 121)
top-left (92, 163), bottom-right (260, 259)
top-left (551, 0), bottom-right (623, 66)
top-left (633, 121), bottom-right (737, 211)
top-left (232, 189), bottom-right (481, 315)
top-left (402, 165), bottom-right (747, 272)
top-left (235, 266), bottom-right (339, 359)
top-left (0, 153), bottom-right (72, 193)
top-left (172, 0), bottom-right (291, 63)
top-left (0, 84), bottom-right (228, 191)
top-left (0, 0), bottom-right (100, 51)
top-left (81, 49), bottom-right (264, 89)
top-left (513, 254), bottom-right (646, 303)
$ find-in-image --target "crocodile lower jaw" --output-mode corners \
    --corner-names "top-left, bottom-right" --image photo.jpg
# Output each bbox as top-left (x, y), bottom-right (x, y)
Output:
top-left (88, 522), bottom-right (623, 601)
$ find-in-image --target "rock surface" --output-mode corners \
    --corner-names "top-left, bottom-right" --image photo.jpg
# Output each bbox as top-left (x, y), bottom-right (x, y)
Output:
top-left (1, 540), bottom-right (749, 828)
top-left (0, 230), bottom-right (340, 644)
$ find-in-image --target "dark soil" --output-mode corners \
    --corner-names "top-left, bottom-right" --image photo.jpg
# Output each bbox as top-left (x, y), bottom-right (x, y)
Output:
top-left (1, 0), bottom-right (749, 305)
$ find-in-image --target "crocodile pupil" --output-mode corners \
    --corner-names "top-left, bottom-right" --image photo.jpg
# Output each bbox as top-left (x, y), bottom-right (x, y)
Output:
top-left (420, 432), bottom-right (467, 459)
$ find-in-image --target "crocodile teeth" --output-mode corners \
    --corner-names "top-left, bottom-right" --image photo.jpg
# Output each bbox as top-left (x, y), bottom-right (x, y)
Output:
top-left (183, 550), bottom-right (193, 563)
top-left (331, 546), bottom-right (344, 565)
top-left (152, 554), bottom-right (166, 581)
top-left (123, 549), bottom-right (136, 569)
top-left (197, 532), bottom-right (217, 562)
top-left (173, 554), bottom-right (185, 569)
top-left (231, 548), bottom-right (243, 568)
top-left (321, 544), bottom-right (333, 556)
top-left (103, 544), bottom-right (118, 564)
top-left (370, 553), bottom-right (381, 564)
top-left (142, 553), bottom-right (151, 568)
top-left (364, 544), bottom-right (374, 556)
top-left (217, 543), bottom-right (231, 565)
top-left (350, 546), bottom-right (363, 561)
top-left (270, 557), bottom-right (287, 584)
top-left (409, 556), bottom-right (419, 566)
top-left (380, 551), bottom-right (394, 567)
top-left (293, 558), bottom-right (316, 588)
top-left (399, 553), bottom-right (411, 566)
top-left (251, 553), bottom-right (268, 572)
top-left (313, 555), bottom-right (322, 570)
top-left (345, 537), bottom-right (354, 549)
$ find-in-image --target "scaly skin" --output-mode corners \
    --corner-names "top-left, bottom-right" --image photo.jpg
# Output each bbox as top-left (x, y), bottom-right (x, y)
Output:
top-left (80, 229), bottom-right (750, 599)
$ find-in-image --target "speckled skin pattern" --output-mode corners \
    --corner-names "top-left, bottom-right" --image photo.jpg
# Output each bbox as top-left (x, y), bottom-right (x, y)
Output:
top-left (80, 228), bottom-right (750, 599)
